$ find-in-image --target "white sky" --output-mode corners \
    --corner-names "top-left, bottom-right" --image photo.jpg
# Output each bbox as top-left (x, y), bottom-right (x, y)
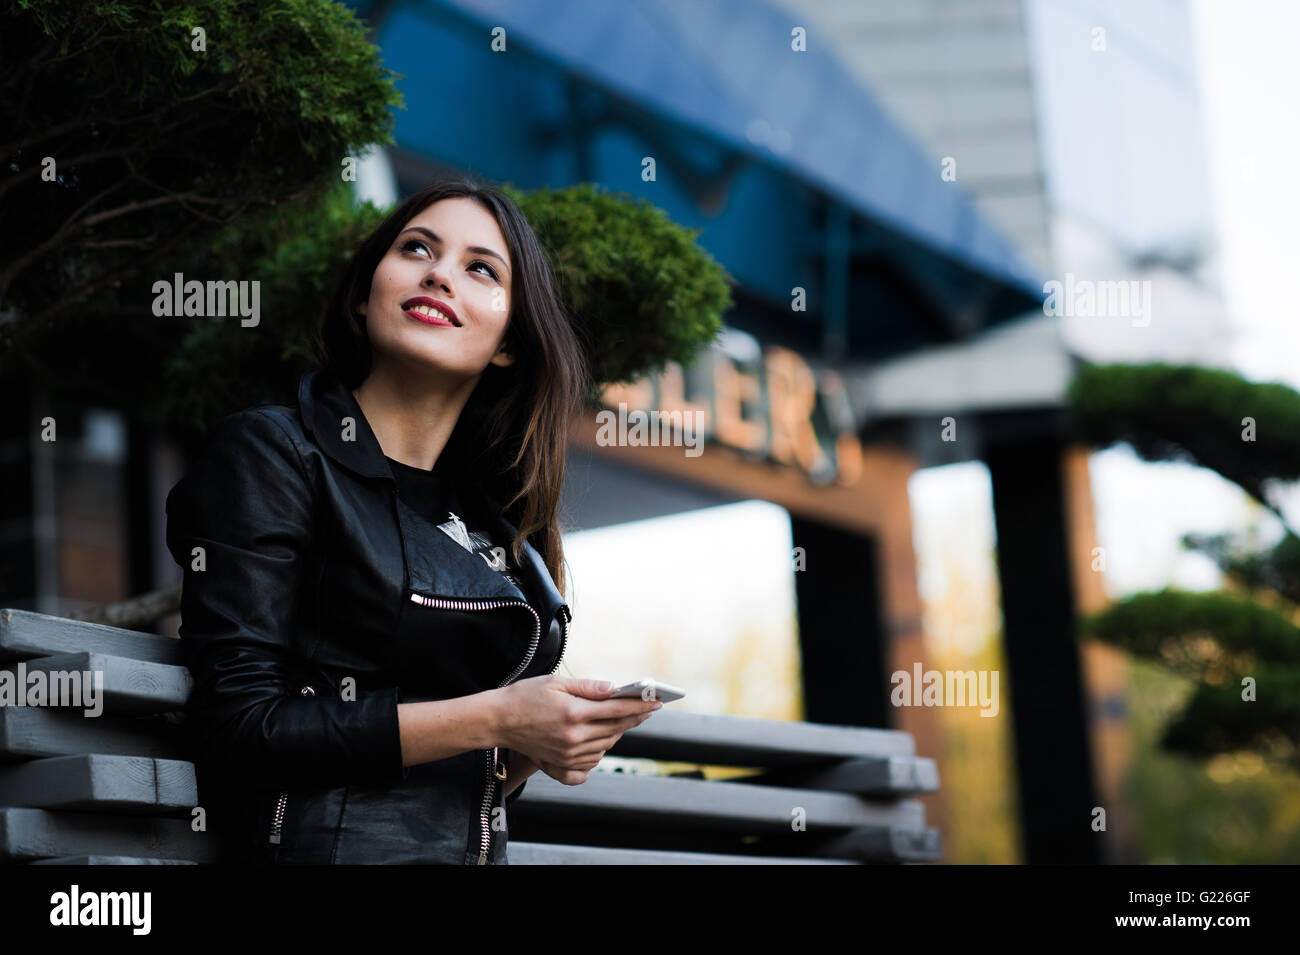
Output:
top-left (1193, 0), bottom-right (1300, 386)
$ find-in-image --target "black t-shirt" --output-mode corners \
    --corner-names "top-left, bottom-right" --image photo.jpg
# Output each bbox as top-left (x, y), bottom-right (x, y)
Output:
top-left (386, 455), bottom-right (563, 807)
top-left (384, 454), bottom-right (531, 597)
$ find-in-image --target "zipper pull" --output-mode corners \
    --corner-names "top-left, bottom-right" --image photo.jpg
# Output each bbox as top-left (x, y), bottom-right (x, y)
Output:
top-left (493, 745), bottom-right (508, 780)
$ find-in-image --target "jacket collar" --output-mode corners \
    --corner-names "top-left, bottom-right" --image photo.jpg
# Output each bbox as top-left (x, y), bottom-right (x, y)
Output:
top-left (297, 368), bottom-right (568, 625)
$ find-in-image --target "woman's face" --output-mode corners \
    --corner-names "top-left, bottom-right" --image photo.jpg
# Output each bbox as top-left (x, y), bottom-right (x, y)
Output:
top-left (359, 197), bottom-right (515, 380)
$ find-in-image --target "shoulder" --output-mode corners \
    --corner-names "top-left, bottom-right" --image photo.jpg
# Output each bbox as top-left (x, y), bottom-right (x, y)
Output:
top-left (167, 404), bottom-right (318, 527)
top-left (201, 404), bottom-right (311, 473)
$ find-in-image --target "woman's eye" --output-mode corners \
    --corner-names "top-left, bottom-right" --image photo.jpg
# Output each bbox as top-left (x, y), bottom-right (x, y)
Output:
top-left (401, 241), bottom-right (498, 281)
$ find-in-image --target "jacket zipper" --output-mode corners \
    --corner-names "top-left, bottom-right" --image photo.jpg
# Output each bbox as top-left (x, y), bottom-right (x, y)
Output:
top-left (269, 684), bottom-right (316, 845)
top-left (262, 605), bottom-right (569, 857)
top-left (408, 588), bottom-right (553, 864)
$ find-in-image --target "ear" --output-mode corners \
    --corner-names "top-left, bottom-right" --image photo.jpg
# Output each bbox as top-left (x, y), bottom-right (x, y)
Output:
top-left (490, 344), bottom-right (516, 368)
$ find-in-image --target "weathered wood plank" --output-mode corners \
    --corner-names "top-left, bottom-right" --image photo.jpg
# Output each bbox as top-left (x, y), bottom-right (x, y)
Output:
top-left (506, 842), bottom-right (858, 865)
top-left (0, 755), bottom-right (196, 812)
top-left (747, 755), bottom-right (941, 796)
top-left (819, 825), bottom-right (943, 862)
top-left (609, 708), bottom-right (916, 765)
top-left (0, 807), bottom-right (214, 863)
top-left (0, 609), bottom-right (181, 666)
top-left (30, 856), bottom-right (197, 865)
top-left (3, 651), bottom-right (192, 714)
top-left (0, 708), bottom-right (187, 761)
top-left (513, 769), bottom-right (926, 832)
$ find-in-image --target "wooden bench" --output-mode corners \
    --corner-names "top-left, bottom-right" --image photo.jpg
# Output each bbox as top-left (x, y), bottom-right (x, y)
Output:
top-left (0, 608), bottom-right (941, 864)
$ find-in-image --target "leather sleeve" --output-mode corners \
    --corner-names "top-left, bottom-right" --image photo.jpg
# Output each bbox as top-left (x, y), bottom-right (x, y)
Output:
top-left (165, 408), bottom-right (405, 795)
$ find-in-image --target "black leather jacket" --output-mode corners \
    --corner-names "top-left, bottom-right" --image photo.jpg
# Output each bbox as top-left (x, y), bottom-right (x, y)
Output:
top-left (164, 368), bottom-right (570, 864)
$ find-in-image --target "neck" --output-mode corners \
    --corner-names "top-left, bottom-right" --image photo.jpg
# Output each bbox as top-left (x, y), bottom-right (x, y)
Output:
top-left (352, 359), bottom-right (478, 471)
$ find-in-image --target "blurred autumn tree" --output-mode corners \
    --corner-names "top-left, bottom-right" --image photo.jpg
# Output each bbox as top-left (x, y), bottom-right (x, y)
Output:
top-left (1069, 362), bottom-right (1300, 771)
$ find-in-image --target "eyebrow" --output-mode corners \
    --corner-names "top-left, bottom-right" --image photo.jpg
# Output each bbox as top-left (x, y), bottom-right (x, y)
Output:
top-left (398, 227), bottom-right (510, 276)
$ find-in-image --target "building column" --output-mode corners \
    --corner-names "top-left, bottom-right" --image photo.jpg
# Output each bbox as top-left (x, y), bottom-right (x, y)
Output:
top-left (986, 429), bottom-right (1102, 864)
top-left (1063, 444), bottom-right (1140, 863)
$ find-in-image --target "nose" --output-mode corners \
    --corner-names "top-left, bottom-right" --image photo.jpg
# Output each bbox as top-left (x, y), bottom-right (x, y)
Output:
top-left (423, 259), bottom-right (452, 294)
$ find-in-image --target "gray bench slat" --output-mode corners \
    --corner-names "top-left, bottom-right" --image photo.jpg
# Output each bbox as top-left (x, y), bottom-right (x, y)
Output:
top-left (819, 825), bottom-right (943, 862)
top-left (506, 842), bottom-right (859, 865)
top-left (513, 770), bottom-right (926, 831)
top-left (0, 608), bottom-right (946, 863)
top-left (0, 609), bottom-right (181, 666)
top-left (609, 708), bottom-right (915, 765)
top-left (747, 755), bottom-right (941, 796)
top-left (0, 807), bottom-right (213, 863)
top-left (0, 708), bottom-right (186, 761)
top-left (3, 652), bottom-right (192, 714)
top-left (31, 856), bottom-right (197, 865)
top-left (0, 755), bottom-right (196, 812)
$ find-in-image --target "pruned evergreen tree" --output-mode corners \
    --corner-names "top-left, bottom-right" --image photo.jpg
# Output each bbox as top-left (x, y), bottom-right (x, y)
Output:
top-left (1070, 362), bottom-right (1300, 770)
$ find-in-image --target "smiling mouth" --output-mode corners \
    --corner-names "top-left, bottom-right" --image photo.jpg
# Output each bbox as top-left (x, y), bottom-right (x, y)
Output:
top-left (401, 301), bottom-right (461, 326)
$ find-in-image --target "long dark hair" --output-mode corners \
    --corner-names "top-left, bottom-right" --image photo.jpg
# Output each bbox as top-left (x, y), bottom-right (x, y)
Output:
top-left (314, 177), bottom-right (589, 596)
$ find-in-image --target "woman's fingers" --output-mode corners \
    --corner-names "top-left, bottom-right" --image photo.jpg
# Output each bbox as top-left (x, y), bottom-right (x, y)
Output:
top-left (566, 744), bottom-right (609, 763)
top-left (521, 680), bottom-right (663, 775)
top-left (545, 711), bottom-right (654, 764)
top-left (563, 693), bottom-right (662, 723)
top-left (573, 709), bottom-right (654, 743)
top-left (539, 759), bottom-right (595, 785)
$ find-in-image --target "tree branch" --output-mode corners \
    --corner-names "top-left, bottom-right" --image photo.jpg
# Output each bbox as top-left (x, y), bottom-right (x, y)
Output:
top-left (0, 177), bottom-right (131, 302)
top-left (68, 581), bottom-right (182, 631)
top-left (16, 231), bottom-right (196, 334)
top-left (0, 145), bottom-right (137, 202)
top-left (0, 85), bottom-right (229, 157)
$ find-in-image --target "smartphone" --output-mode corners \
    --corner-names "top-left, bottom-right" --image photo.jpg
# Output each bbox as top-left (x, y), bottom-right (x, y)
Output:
top-left (607, 678), bottom-right (685, 703)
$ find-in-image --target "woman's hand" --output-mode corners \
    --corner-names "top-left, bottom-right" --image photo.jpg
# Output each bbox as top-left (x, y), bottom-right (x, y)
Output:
top-left (493, 676), bottom-right (662, 785)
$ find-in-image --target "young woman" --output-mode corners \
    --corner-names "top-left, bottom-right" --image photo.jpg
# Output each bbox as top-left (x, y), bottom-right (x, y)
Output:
top-left (164, 178), bottom-right (662, 864)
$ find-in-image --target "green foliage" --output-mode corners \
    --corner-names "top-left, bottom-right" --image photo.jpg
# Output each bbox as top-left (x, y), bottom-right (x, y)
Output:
top-left (1078, 588), bottom-right (1300, 767)
top-left (1183, 530), bottom-right (1300, 607)
top-left (0, 0), bottom-right (401, 363)
top-left (1068, 362), bottom-right (1300, 508)
top-left (1126, 659), bottom-right (1300, 863)
top-left (1077, 588), bottom-right (1300, 680)
top-left (502, 182), bottom-right (733, 399)
top-left (1071, 362), bottom-right (1300, 773)
top-left (157, 180), bottom-right (386, 434)
top-left (1162, 669), bottom-right (1300, 764)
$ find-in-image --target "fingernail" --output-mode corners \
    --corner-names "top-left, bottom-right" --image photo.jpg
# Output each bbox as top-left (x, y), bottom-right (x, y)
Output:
top-left (597, 681), bottom-right (612, 691)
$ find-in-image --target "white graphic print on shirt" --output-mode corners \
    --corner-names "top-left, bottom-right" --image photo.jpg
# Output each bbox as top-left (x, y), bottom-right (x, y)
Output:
top-left (436, 510), bottom-right (527, 593)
